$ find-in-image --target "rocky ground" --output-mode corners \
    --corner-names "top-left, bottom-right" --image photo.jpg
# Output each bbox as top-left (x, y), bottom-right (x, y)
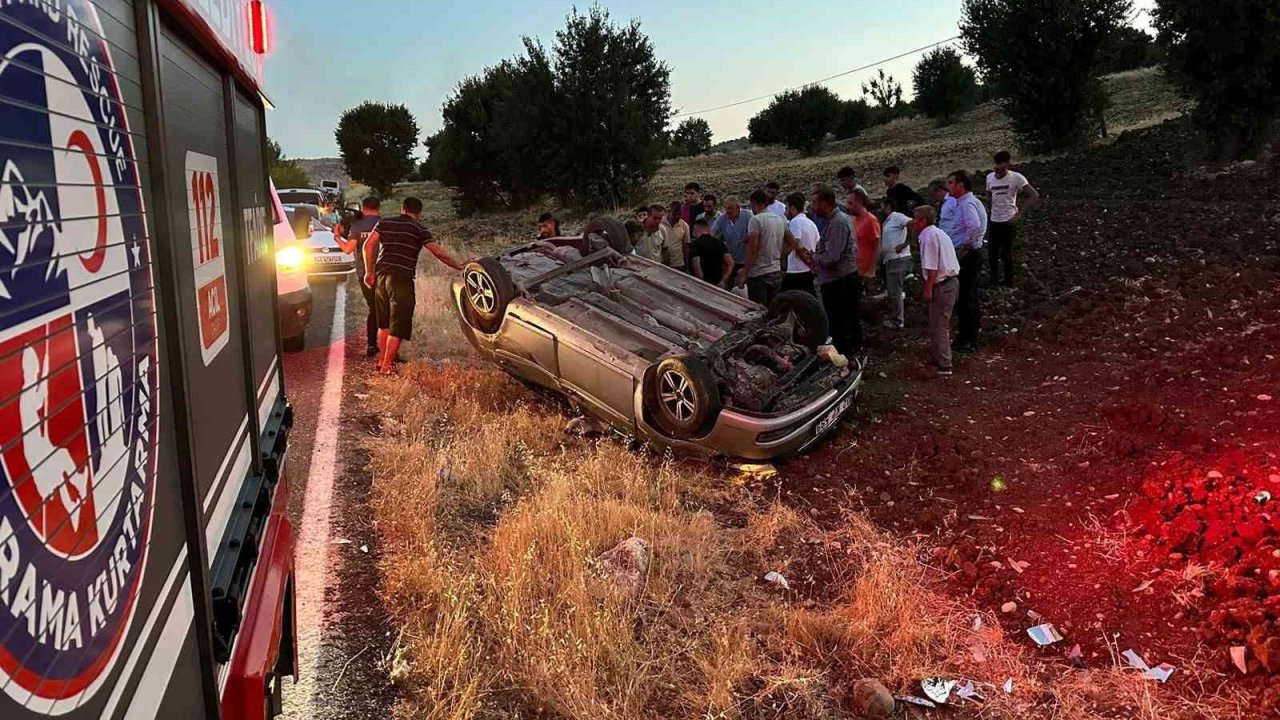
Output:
top-left (773, 119), bottom-right (1280, 714)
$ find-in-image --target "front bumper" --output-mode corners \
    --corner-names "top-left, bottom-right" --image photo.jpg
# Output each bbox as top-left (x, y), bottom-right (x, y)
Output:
top-left (307, 261), bottom-right (355, 277)
top-left (277, 285), bottom-right (313, 339)
top-left (638, 359), bottom-right (865, 461)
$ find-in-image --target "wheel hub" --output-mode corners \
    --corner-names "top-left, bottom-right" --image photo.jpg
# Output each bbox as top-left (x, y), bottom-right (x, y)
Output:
top-left (465, 269), bottom-right (497, 314)
top-left (659, 369), bottom-right (696, 423)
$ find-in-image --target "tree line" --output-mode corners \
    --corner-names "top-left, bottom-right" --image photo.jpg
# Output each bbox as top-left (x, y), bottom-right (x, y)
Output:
top-left (290, 0), bottom-right (1277, 215)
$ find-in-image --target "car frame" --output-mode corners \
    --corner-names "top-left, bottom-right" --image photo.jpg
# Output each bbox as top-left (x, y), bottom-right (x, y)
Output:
top-left (283, 203), bottom-right (356, 278)
top-left (451, 219), bottom-right (864, 461)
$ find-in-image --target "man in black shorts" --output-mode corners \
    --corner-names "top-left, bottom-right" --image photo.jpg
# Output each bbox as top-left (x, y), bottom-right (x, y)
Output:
top-left (362, 196), bottom-right (466, 374)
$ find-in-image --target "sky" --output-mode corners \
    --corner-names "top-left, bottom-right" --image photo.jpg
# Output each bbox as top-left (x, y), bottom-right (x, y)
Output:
top-left (262, 0), bottom-right (1156, 160)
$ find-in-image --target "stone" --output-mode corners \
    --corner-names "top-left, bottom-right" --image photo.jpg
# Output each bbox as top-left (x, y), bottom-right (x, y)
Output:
top-left (596, 537), bottom-right (650, 598)
top-left (565, 416), bottom-right (604, 437)
top-left (850, 678), bottom-right (895, 718)
top-left (1001, 601), bottom-right (1018, 614)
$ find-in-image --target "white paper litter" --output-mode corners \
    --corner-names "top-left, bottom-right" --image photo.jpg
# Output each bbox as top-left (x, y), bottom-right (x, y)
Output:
top-left (1122, 649), bottom-right (1176, 683)
top-left (956, 681), bottom-right (985, 702)
top-left (1002, 678), bottom-right (1014, 694)
top-left (921, 678), bottom-right (956, 704)
top-left (1027, 624), bottom-right (1064, 646)
top-left (1230, 646), bottom-right (1248, 675)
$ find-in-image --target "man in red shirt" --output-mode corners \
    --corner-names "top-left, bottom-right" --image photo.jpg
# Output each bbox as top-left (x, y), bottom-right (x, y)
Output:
top-left (849, 189), bottom-right (881, 279)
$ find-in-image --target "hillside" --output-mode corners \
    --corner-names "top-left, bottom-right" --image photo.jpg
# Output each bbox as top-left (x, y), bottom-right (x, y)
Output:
top-left (293, 157), bottom-right (351, 192)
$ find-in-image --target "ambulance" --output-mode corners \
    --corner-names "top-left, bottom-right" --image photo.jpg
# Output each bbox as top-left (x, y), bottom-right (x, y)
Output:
top-left (0, 0), bottom-right (296, 718)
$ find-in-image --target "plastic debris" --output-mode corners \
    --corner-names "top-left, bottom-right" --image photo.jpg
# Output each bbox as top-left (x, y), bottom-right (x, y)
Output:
top-left (1008, 559), bottom-right (1029, 574)
top-left (972, 615), bottom-right (984, 632)
top-left (1132, 579), bottom-right (1155, 593)
top-left (764, 571), bottom-right (790, 590)
top-left (1027, 624), bottom-right (1064, 646)
top-left (1256, 490), bottom-right (1272, 505)
top-left (1231, 646), bottom-right (1248, 675)
top-left (956, 681), bottom-right (985, 702)
top-left (359, 544), bottom-right (369, 554)
top-left (354, 393), bottom-right (369, 400)
top-left (731, 462), bottom-right (778, 480)
top-left (1002, 678), bottom-right (1014, 694)
top-left (921, 678), bottom-right (957, 704)
top-left (1122, 649), bottom-right (1175, 682)
top-left (817, 345), bottom-right (849, 369)
top-left (1064, 644), bottom-right (1084, 667)
top-left (898, 695), bottom-right (937, 709)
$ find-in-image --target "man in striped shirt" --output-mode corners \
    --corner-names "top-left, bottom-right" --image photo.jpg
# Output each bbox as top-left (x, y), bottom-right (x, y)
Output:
top-left (362, 197), bottom-right (466, 373)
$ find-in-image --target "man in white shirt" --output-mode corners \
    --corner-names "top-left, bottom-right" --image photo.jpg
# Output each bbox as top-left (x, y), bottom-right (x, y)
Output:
top-left (663, 200), bottom-right (691, 270)
top-left (984, 150), bottom-right (1040, 288)
top-left (643, 204), bottom-right (680, 266)
top-left (880, 208), bottom-right (913, 329)
top-left (916, 205), bottom-right (960, 375)
top-left (782, 193), bottom-right (820, 296)
top-left (764, 181), bottom-right (787, 217)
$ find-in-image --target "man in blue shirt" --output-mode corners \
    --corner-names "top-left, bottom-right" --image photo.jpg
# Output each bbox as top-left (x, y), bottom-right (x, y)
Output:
top-left (941, 170), bottom-right (988, 353)
top-left (711, 196), bottom-right (752, 277)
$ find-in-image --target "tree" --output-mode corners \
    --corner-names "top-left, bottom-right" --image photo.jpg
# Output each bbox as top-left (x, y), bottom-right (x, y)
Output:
top-left (912, 47), bottom-right (979, 124)
top-left (670, 117), bottom-right (713, 157)
top-left (1154, 0), bottom-right (1279, 160)
top-left (862, 70), bottom-right (903, 109)
top-left (1099, 24), bottom-right (1162, 74)
top-left (334, 102), bottom-right (419, 196)
top-left (748, 86), bottom-right (843, 155)
top-left (543, 6), bottom-right (671, 207)
top-left (835, 99), bottom-right (874, 140)
top-left (961, 0), bottom-right (1132, 152)
top-left (267, 138), bottom-right (310, 188)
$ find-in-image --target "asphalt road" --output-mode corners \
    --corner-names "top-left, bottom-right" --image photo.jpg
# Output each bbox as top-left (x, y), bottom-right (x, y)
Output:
top-left (278, 276), bottom-right (396, 720)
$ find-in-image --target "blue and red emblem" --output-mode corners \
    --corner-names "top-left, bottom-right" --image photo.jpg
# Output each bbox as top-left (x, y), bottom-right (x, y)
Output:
top-left (0, 0), bottom-right (159, 710)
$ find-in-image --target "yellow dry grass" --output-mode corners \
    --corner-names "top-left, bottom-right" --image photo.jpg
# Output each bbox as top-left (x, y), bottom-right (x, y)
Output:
top-left (361, 271), bottom-right (1244, 718)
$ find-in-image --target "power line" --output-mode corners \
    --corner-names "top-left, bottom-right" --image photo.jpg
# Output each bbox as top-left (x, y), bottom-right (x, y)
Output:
top-left (672, 35), bottom-right (963, 119)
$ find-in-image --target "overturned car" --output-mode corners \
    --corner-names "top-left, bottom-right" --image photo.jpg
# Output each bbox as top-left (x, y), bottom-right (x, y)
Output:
top-left (451, 219), bottom-right (864, 460)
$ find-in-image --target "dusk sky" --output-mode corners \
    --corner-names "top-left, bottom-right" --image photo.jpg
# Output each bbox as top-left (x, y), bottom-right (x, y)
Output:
top-left (262, 0), bottom-right (1156, 160)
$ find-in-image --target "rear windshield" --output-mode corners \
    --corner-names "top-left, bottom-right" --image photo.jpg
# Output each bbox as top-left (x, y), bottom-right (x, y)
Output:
top-left (278, 190), bottom-right (323, 205)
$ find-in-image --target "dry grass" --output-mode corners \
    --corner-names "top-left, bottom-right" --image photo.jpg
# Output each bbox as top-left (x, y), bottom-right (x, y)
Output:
top-left (361, 272), bottom-right (1243, 718)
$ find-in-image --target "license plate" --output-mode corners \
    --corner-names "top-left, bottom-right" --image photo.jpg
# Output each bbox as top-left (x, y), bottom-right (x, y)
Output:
top-left (313, 254), bottom-right (345, 263)
top-left (814, 395), bottom-right (853, 437)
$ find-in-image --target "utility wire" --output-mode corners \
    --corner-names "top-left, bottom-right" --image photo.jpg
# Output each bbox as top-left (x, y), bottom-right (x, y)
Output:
top-left (673, 35), bottom-right (963, 119)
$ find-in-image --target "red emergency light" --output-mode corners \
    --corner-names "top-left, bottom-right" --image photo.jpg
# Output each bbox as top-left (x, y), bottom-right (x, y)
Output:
top-left (248, 0), bottom-right (270, 55)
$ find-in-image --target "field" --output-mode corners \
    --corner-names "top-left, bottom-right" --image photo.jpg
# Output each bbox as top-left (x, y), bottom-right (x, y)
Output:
top-left (352, 66), bottom-right (1280, 719)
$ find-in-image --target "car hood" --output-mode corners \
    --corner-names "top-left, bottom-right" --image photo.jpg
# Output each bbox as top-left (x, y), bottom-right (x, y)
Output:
top-left (304, 230), bottom-right (340, 250)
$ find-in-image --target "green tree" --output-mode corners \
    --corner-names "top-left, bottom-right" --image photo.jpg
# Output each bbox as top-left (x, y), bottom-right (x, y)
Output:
top-left (543, 5), bottom-right (670, 207)
top-left (835, 99), bottom-right (874, 140)
top-left (961, 0), bottom-right (1132, 152)
top-left (1154, 0), bottom-right (1279, 160)
top-left (266, 138), bottom-right (310, 188)
top-left (1099, 24), bottom-right (1162, 74)
top-left (334, 102), bottom-right (419, 196)
top-left (748, 86), bottom-right (843, 155)
top-left (670, 117), bottom-right (713, 157)
top-left (912, 47), bottom-right (979, 124)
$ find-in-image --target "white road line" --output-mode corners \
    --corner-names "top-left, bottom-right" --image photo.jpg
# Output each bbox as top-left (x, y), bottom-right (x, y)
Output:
top-left (288, 287), bottom-right (347, 710)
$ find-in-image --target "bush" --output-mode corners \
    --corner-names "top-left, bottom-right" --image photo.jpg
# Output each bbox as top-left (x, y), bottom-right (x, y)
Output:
top-left (748, 86), bottom-right (843, 155)
top-left (960, 0), bottom-right (1132, 152)
top-left (335, 102), bottom-right (419, 196)
top-left (1099, 25), bottom-right (1163, 74)
top-left (1154, 0), bottom-right (1280, 160)
top-left (835, 99), bottom-right (874, 140)
top-left (428, 6), bottom-right (670, 213)
top-left (912, 47), bottom-right (979, 125)
top-left (266, 138), bottom-right (310, 188)
top-left (670, 118), bottom-right (713, 158)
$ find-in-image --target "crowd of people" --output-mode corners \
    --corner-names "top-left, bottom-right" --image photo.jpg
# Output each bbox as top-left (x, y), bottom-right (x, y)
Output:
top-left (334, 150), bottom-right (1038, 378)
top-left (579, 150), bottom-right (1041, 376)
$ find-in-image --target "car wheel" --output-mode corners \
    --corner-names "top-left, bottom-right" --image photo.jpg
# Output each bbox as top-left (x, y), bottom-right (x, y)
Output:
top-left (282, 334), bottom-right (305, 353)
top-left (768, 290), bottom-right (828, 351)
top-left (582, 216), bottom-right (633, 255)
top-left (646, 356), bottom-right (721, 438)
top-left (461, 257), bottom-right (516, 334)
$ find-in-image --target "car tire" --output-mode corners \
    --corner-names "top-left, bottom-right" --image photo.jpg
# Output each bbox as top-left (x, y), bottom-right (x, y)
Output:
top-left (646, 355), bottom-right (721, 438)
top-left (768, 290), bottom-right (828, 351)
top-left (282, 334), bottom-right (305, 353)
top-left (461, 257), bottom-right (516, 334)
top-left (582, 216), bottom-right (633, 255)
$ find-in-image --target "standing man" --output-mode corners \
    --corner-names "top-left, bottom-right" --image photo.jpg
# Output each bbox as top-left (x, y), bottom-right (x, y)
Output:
top-left (700, 193), bottom-right (720, 229)
top-left (681, 182), bottom-right (704, 225)
top-left (335, 196), bottom-right (382, 357)
top-left (984, 151), bottom-right (1039, 287)
top-left (916, 205), bottom-right (960, 376)
top-left (689, 217), bottom-right (734, 288)
top-left (940, 170), bottom-right (988, 354)
top-left (836, 167), bottom-right (869, 212)
top-left (783, 192), bottom-right (819, 296)
top-left (712, 196), bottom-right (752, 279)
top-left (880, 202), bottom-right (913, 329)
top-left (536, 211), bottom-right (560, 239)
top-left (738, 189), bottom-right (794, 305)
top-left (849, 189), bottom-right (882, 283)
top-left (809, 186), bottom-right (861, 355)
top-left (882, 166), bottom-right (925, 215)
top-left (665, 200), bottom-right (692, 270)
top-left (362, 197), bottom-right (466, 374)
top-left (642, 204), bottom-right (677, 265)
top-left (764, 181), bottom-right (787, 217)
top-left (927, 179), bottom-right (948, 211)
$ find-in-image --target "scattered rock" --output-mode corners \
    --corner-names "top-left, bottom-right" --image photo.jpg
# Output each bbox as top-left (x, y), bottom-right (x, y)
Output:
top-left (1002, 601), bottom-right (1018, 614)
top-left (565, 416), bottom-right (605, 437)
top-left (851, 679), bottom-right (895, 718)
top-left (596, 537), bottom-right (650, 598)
